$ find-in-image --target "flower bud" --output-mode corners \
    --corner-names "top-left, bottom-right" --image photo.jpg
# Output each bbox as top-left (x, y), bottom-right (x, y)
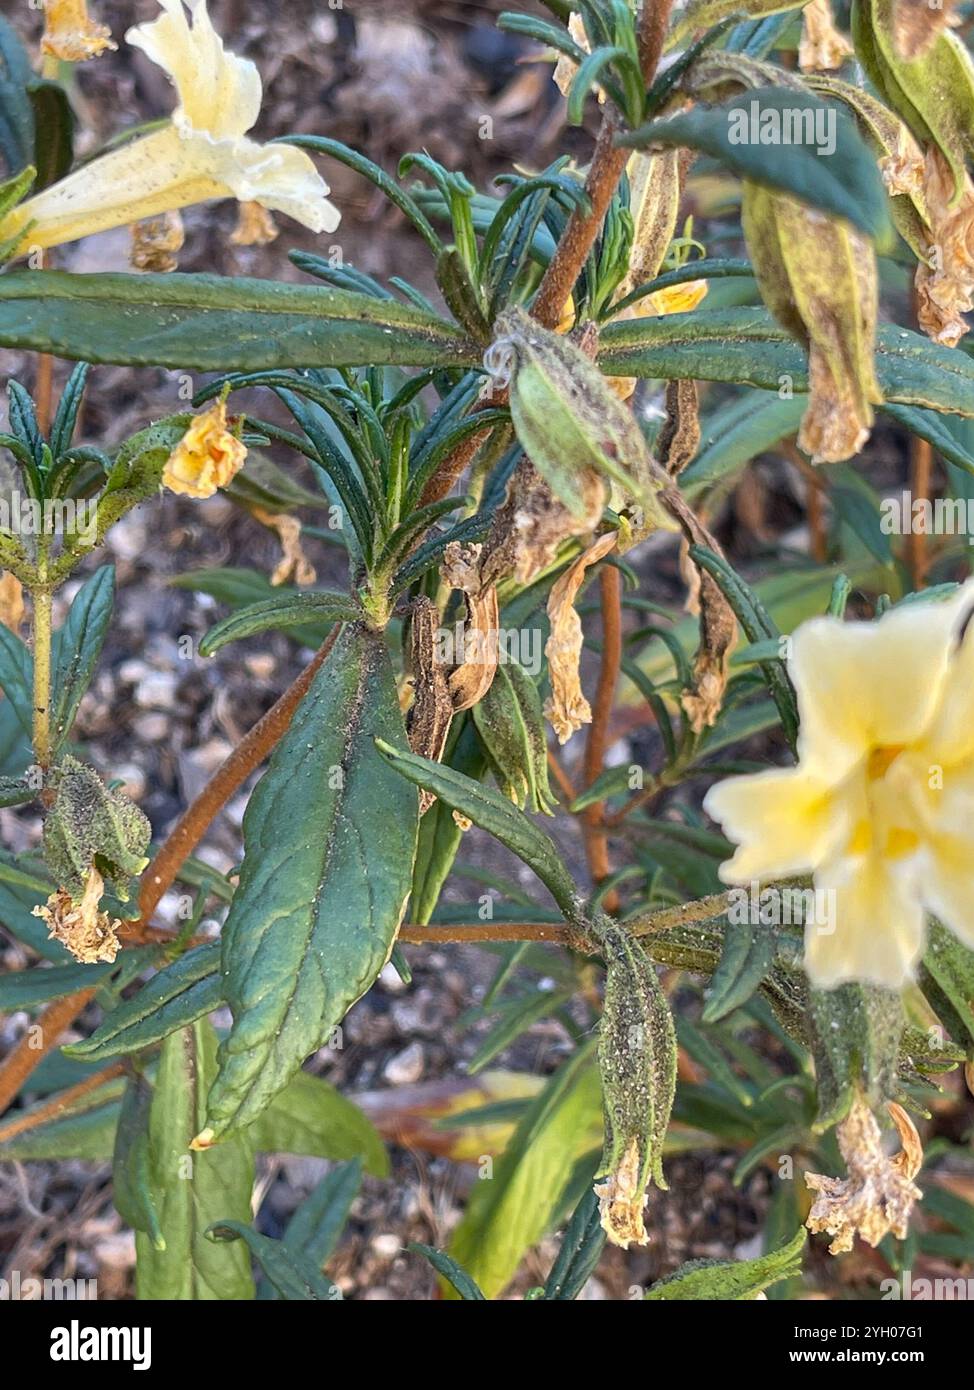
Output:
top-left (491, 307), bottom-right (675, 531)
top-left (43, 755), bottom-right (151, 904)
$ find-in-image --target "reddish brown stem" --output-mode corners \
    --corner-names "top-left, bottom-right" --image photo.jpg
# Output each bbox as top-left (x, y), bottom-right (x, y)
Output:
top-left (136, 625), bottom-right (339, 928)
top-left (0, 628), bottom-right (341, 1116)
top-left (581, 564), bottom-right (623, 910)
top-left (0, 1061), bottom-right (125, 1145)
top-left (0, 989), bottom-right (95, 1119)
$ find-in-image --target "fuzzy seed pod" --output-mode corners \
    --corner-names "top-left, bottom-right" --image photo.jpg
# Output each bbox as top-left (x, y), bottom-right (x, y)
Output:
top-left (591, 915), bottom-right (678, 1248)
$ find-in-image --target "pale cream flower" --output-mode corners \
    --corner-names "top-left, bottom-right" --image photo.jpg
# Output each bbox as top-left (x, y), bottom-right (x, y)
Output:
top-left (2, 0), bottom-right (338, 254)
top-left (162, 398), bottom-right (246, 498)
top-left (704, 583), bottom-right (974, 989)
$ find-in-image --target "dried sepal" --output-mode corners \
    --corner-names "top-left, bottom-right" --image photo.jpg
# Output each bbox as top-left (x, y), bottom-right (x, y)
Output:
top-left (657, 379), bottom-right (700, 478)
top-left (799, 0), bottom-right (853, 72)
top-left (805, 1095), bottom-right (923, 1254)
top-left (742, 183), bottom-right (881, 463)
top-left (544, 532), bottom-right (617, 744)
top-left (33, 866), bottom-right (121, 965)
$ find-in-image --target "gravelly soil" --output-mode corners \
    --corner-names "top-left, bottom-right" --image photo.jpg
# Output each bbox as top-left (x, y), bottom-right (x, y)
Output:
top-left (0, 0), bottom-right (970, 1302)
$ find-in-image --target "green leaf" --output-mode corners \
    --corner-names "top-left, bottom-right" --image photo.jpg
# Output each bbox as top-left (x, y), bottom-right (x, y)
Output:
top-left (0, 17), bottom-right (33, 176)
top-left (0, 958), bottom-right (118, 1010)
top-left (64, 944), bottom-right (223, 1063)
top-left (26, 78), bottom-right (73, 190)
top-left (249, 1070), bottom-right (388, 1176)
top-left (376, 741), bottom-right (578, 917)
top-left (206, 1221), bottom-right (340, 1301)
top-left (280, 1159), bottom-right (363, 1270)
top-left (920, 921), bottom-right (974, 1055)
top-left (447, 1044), bottom-right (602, 1299)
top-left (409, 1244), bottom-right (486, 1300)
top-left (808, 983), bottom-right (904, 1130)
top-left (113, 1071), bottom-right (165, 1252)
top-left (409, 719), bottom-right (486, 925)
top-left (543, 1188), bottom-right (606, 1300)
top-left (50, 564), bottom-right (114, 753)
top-left (135, 1021), bottom-right (255, 1300)
top-left (0, 1072), bottom-right (124, 1162)
top-left (599, 309), bottom-right (974, 418)
top-left (668, 0), bottom-right (803, 48)
top-left (681, 391), bottom-right (805, 501)
top-left (0, 617), bottom-right (33, 737)
top-left (702, 918), bottom-right (776, 1023)
top-left (199, 591), bottom-right (359, 657)
top-left (624, 89), bottom-right (887, 238)
top-left (204, 624), bottom-right (418, 1140)
top-left (645, 1228), bottom-right (806, 1299)
top-left (171, 567), bottom-right (335, 650)
top-left (0, 272), bottom-right (480, 372)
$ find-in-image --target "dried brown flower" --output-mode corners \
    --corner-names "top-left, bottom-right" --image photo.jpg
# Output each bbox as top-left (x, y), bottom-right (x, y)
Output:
top-left (805, 1096), bottom-right (923, 1254)
top-left (544, 531), bottom-right (617, 744)
top-left (32, 867), bottom-right (121, 965)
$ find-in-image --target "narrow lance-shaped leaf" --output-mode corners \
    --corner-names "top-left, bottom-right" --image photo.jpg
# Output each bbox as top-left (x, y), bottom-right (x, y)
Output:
top-left (202, 624), bottom-right (418, 1142)
top-left (375, 739), bottom-right (579, 918)
top-left (135, 1020), bottom-right (255, 1300)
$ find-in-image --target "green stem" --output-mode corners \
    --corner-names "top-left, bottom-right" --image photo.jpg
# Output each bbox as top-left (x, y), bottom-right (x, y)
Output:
top-left (32, 576), bottom-right (53, 772)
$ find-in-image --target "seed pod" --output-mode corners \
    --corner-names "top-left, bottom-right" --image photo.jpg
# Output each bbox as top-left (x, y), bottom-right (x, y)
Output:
top-left (741, 182), bottom-right (881, 462)
top-left (43, 755), bottom-right (152, 903)
top-left (492, 307), bottom-right (674, 532)
top-left (472, 660), bottom-right (557, 815)
top-left (591, 915), bottom-right (678, 1248)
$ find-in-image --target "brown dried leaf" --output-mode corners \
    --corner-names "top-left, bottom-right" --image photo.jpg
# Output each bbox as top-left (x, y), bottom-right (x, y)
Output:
top-left (250, 506), bottom-right (317, 587)
top-left (440, 542), bottom-right (501, 712)
top-left (405, 597), bottom-right (454, 814)
top-left (544, 531), bottom-right (617, 744)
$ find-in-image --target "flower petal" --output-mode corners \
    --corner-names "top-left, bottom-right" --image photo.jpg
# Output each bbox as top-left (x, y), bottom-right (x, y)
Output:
top-left (789, 600), bottom-right (961, 779)
top-left (807, 851), bottom-right (926, 988)
top-left (201, 134), bottom-right (341, 233)
top-left (704, 767), bottom-right (840, 883)
top-left (126, 0), bottom-right (261, 140)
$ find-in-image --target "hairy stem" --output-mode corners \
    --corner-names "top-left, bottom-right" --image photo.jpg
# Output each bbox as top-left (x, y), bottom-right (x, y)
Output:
top-left (31, 581), bottom-right (53, 775)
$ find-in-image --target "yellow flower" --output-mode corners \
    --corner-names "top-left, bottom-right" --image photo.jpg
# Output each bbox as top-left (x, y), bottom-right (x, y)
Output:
top-left (2, 0), bottom-right (338, 255)
top-left (704, 585), bottom-right (974, 989)
top-left (162, 399), bottom-right (246, 498)
top-left (41, 0), bottom-right (116, 62)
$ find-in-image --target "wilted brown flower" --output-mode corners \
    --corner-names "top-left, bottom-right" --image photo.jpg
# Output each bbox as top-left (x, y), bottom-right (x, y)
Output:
top-left (805, 1097), bottom-right (923, 1254)
top-left (42, 0), bottom-right (115, 63)
top-left (544, 531), bottom-right (617, 744)
top-left (799, 0), bottom-right (853, 71)
top-left (250, 506), bottom-right (317, 587)
top-left (231, 201), bottom-right (279, 246)
top-left (130, 210), bottom-right (185, 272)
top-left (915, 147), bottom-right (974, 348)
top-left (32, 867), bottom-right (121, 965)
top-left (440, 542), bottom-right (500, 713)
top-left (162, 399), bottom-right (247, 499)
top-left (595, 1136), bottom-right (649, 1249)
